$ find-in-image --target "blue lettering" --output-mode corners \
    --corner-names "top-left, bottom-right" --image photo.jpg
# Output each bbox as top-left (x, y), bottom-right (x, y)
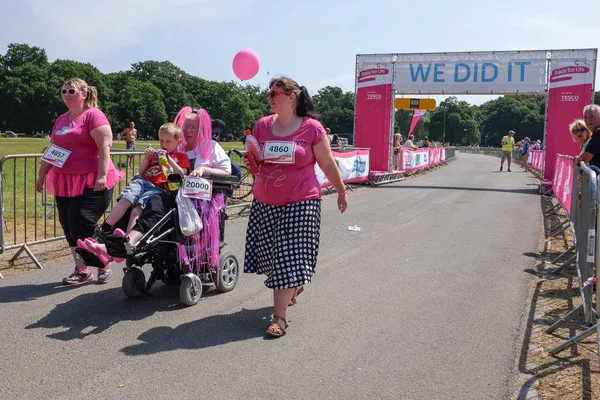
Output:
top-left (508, 62), bottom-right (513, 82)
top-left (433, 63), bottom-right (446, 82)
top-left (514, 61), bottom-right (531, 82)
top-left (409, 64), bottom-right (432, 82)
top-left (454, 63), bottom-right (471, 82)
top-left (481, 63), bottom-right (498, 82)
top-left (352, 160), bottom-right (366, 174)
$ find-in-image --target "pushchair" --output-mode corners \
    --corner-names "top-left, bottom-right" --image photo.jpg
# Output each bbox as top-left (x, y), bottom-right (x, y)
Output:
top-left (76, 173), bottom-right (241, 306)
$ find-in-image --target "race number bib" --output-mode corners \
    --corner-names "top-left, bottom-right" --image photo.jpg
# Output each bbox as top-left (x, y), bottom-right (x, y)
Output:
top-left (41, 144), bottom-right (72, 168)
top-left (182, 176), bottom-right (212, 201)
top-left (263, 141), bottom-right (295, 164)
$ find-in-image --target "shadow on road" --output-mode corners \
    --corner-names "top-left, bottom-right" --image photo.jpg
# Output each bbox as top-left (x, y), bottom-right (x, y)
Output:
top-left (120, 306), bottom-right (273, 356)
top-left (25, 286), bottom-right (183, 340)
top-left (376, 185), bottom-right (538, 195)
top-left (0, 281), bottom-right (86, 303)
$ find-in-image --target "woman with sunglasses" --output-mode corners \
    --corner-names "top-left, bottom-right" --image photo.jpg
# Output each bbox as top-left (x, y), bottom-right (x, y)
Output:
top-left (243, 77), bottom-right (347, 338)
top-left (36, 78), bottom-right (124, 285)
top-left (571, 120), bottom-right (592, 164)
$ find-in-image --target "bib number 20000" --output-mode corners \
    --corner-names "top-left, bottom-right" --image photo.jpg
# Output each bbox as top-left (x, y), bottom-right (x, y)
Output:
top-left (182, 176), bottom-right (212, 201)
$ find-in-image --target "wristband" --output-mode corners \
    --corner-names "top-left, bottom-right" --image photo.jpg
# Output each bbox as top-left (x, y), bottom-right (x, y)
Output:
top-left (338, 191), bottom-right (347, 197)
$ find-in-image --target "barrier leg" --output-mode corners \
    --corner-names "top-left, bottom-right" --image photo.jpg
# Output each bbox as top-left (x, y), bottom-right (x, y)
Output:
top-left (548, 220), bottom-right (570, 238)
top-left (544, 203), bottom-right (561, 217)
top-left (547, 253), bottom-right (577, 275)
top-left (550, 321), bottom-right (600, 354)
top-left (546, 304), bottom-right (584, 333)
top-left (8, 244), bottom-right (43, 270)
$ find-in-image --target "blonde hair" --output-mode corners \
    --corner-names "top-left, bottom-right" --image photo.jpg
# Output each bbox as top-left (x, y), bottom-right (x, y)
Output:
top-left (569, 119), bottom-right (591, 142)
top-left (63, 78), bottom-right (99, 108)
top-left (159, 122), bottom-right (182, 140)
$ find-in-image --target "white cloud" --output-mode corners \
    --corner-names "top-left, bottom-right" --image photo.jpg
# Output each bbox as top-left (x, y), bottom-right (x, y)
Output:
top-left (25, 0), bottom-right (232, 58)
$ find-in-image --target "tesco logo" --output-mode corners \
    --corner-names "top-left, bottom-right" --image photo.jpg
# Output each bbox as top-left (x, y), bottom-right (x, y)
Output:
top-left (561, 95), bottom-right (580, 102)
top-left (367, 93), bottom-right (382, 100)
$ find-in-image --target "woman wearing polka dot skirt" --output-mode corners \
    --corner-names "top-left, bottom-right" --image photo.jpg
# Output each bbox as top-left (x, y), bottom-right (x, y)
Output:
top-left (243, 77), bottom-right (348, 338)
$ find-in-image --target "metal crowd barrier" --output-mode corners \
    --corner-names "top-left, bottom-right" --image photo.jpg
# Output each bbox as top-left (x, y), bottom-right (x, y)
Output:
top-left (0, 151), bottom-right (148, 275)
top-left (465, 145), bottom-right (600, 356)
top-left (548, 162), bottom-right (600, 355)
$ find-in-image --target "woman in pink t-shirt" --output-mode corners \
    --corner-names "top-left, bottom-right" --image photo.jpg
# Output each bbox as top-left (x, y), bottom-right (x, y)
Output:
top-left (35, 78), bottom-right (124, 285)
top-left (243, 77), bottom-right (348, 338)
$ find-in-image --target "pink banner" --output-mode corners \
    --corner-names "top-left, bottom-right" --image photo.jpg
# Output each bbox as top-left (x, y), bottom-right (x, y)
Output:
top-left (552, 154), bottom-right (574, 215)
top-left (408, 110), bottom-right (426, 135)
top-left (527, 150), bottom-right (544, 171)
top-left (354, 64), bottom-right (394, 172)
top-left (398, 148), bottom-right (446, 173)
top-left (543, 58), bottom-right (595, 186)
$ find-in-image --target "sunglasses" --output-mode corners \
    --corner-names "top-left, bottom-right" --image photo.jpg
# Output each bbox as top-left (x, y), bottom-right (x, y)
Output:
top-left (572, 127), bottom-right (586, 134)
top-left (267, 88), bottom-right (287, 99)
top-left (61, 88), bottom-right (78, 95)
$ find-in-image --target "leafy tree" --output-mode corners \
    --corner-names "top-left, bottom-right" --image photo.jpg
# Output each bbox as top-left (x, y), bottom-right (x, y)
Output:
top-left (313, 86), bottom-right (355, 133)
top-left (111, 79), bottom-right (167, 137)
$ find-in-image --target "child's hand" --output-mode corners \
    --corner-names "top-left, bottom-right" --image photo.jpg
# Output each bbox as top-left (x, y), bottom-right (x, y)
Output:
top-left (144, 147), bottom-right (155, 158)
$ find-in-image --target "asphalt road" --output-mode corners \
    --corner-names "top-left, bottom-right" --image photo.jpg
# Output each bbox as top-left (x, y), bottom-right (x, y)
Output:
top-left (0, 153), bottom-right (541, 400)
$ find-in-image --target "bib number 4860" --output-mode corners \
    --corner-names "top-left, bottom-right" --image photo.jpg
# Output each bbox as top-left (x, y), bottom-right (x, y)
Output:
top-left (263, 141), bottom-right (295, 164)
top-left (268, 145), bottom-right (290, 153)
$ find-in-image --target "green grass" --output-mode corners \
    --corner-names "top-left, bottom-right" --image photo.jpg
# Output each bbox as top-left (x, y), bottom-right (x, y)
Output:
top-left (0, 137), bottom-right (245, 248)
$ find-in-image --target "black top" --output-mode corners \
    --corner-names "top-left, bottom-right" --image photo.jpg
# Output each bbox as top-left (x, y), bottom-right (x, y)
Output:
top-left (584, 128), bottom-right (600, 168)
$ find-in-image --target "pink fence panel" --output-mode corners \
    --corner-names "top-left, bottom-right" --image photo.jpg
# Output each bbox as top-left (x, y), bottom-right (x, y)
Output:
top-left (552, 153), bottom-right (574, 215)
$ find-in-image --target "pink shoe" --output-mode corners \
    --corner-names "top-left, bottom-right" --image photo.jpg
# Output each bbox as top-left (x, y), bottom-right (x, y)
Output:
top-left (78, 239), bottom-right (111, 266)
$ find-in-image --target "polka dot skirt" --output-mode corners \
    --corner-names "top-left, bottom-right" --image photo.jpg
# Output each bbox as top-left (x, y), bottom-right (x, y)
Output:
top-left (243, 198), bottom-right (322, 289)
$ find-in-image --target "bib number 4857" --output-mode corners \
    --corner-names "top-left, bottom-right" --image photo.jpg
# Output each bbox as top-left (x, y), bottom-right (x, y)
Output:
top-left (41, 144), bottom-right (72, 168)
top-left (182, 176), bottom-right (212, 201)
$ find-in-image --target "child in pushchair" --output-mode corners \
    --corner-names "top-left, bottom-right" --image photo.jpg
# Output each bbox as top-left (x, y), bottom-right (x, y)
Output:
top-left (76, 172), bottom-right (240, 306)
top-left (74, 106), bottom-right (242, 306)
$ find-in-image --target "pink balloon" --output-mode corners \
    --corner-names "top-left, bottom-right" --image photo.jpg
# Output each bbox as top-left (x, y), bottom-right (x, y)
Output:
top-left (232, 49), bottom-right (260, 81)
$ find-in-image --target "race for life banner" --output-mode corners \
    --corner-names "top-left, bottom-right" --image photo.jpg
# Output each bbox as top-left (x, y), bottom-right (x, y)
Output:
top-left (553, 154), bottom-right (574, 216)
top-left (315, 149), bottom-right (370, 187)
top-left (408, 110), bottom-right (426, 135)
top-left (394, 51), bottom-right (548, 94)
top-left (354, 62), bottom-right (394, 172)
top-left (527, 150), bottom-right (544, 171)
top-left (402, 149), bottom-right (430, 171)
top-left (543, 50), bottom-right (596, 186)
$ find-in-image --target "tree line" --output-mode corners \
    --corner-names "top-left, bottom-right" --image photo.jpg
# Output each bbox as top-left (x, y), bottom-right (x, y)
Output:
top-left (1, 43), bottom-right (599, 145)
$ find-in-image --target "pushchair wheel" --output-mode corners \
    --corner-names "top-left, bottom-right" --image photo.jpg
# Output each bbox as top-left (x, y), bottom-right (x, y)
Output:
top-left (122, 268), bottom-right (146, 298)
top-left (180, 274), bottom-right (202, 306)
top-left (211, 252), bottom-right (239, 293)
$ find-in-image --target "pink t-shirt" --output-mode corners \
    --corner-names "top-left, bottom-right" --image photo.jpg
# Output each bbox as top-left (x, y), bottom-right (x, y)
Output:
top-left (46, 107), bottom-right (124, 197)
top-left (51, 108), bottom-right (109, 174)
top-left (253, 115), bottom-right (326, 206)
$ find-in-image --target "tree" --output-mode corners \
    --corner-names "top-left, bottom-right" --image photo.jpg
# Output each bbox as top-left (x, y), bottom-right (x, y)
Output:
top-left (426, 97), bottom-right (480, 145)
top-left (312, 86), bottom-right (355, 133)
top-left (478, 95), bottom-right (544, 146)
top-left (111, 79), bottom-right (167, 137)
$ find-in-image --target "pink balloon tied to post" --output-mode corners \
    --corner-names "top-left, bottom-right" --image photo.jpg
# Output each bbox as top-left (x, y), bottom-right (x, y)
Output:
top-left (232, 49), bottom-right (260, 81)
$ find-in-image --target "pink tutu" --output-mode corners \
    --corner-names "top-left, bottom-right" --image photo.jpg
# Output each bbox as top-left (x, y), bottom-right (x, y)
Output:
top-left (46, 167), bottom-right (125, 197)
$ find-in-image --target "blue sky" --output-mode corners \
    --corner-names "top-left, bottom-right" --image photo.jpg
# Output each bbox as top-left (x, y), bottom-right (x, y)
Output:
top-left (1, 0), bottom-right (598, 105)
